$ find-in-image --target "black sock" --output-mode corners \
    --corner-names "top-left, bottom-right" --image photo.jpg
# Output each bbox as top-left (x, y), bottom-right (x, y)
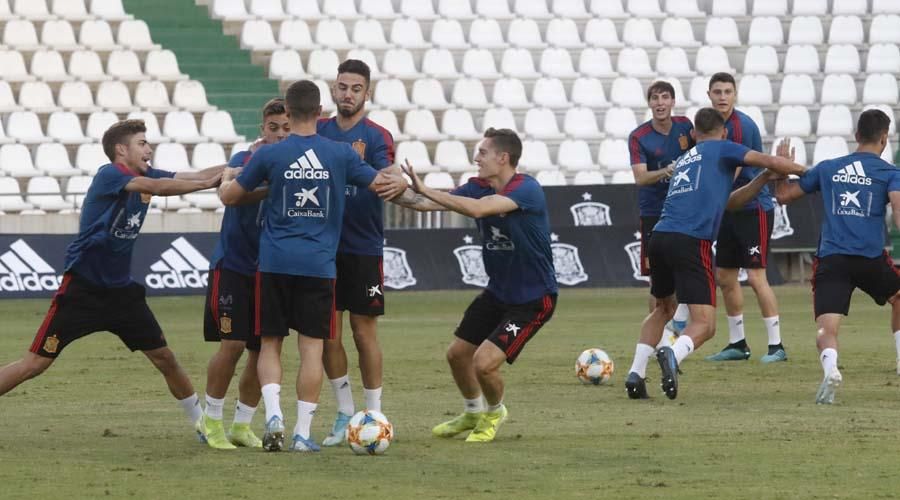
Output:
top-left (767, 343), bottom-right (784, 355)
top-left (728, 339), bottom-right (748, 350)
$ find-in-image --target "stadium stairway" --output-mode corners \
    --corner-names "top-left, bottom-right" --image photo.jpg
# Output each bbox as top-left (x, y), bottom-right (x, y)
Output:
top-left (121, 0), bottom-right (279, 139)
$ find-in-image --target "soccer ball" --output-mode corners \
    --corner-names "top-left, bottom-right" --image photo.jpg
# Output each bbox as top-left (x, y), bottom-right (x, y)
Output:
top-left (347, 410), bottom-right (394, 455)
top-left (575, 348), bottom-right (614, 385)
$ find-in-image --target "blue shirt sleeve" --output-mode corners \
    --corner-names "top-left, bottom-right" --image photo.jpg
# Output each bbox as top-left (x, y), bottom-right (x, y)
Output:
top-left (628, 131), bottom-right (647, 165)
top-left (797, 165), bottom-right (821, 194)
top-left (147, 167), bottom-right (176, 179)
top-left (236, 147), bottom-right (269, 192)
top-left (369, 128), bottom-right (395, 170)
top-left (888, 170), bottom-right (900, 193)
top-left (748, 119), bottom-right (763, 153)
top-left (94, 165), bottom-right (133, 197)
top-left (502, 177), bottom-right (544, 213)
top-left (228, 150), bottom-right (251, 167)
top-left (346, 145), bottom-right (379, 188)
top-left (451, 179), bottom-right (482, 198)
top-left (721, 142), bottom-right (752, 169)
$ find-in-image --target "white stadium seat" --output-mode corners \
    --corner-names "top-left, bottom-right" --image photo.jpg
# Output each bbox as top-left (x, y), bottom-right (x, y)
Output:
top-left (546, 18), bottom-right (583, 48)
top-left (352, 19), bottom-right (390, 49)
top-left (695, 46), bottom-right (735, 75)
top-left (13, 0), bottom-right (50, 20)
top-left (395, 141), bottom-right (438, 173)
top-left (558, 140), bottom-right (595, 171)
top-left (535, 170), bottom-right (567, 186)
top-left (665, 0), bottom-right (704, 17)
top-left (430, 19), bottom-right (467, 49)
top-left (323, 0), bottom-right (361, 19)
top-left (553, 0), bottom-right (590, 18)
top-left (863, 74), bottom-right (899, 105)
top-left (599, 139), bottom-right (631, 170)
top-left (520, 140), bottom-right (555, 171)
top-left (374, 78), bottom-right (414, 111)
top-left (134, 80), bottom-right (173, 112)
top-left (617, 47), bottom-right (654, 77)
top-left (192, 143), bottom-right (226, 170)
top-left (792, 0), bottom-right (826, 15)
top-left (127, 111), bottom-right (168, 143)
top-left (501, 48), bottom-right (540, 79)
top-left (451, 78), bottom-right (490, 109)
top-left (1, 144), bottom-right (42, 176)
top-left (482, 107), bottom-right (518, 132)
top-left (146, 50), bottom-right (188, 81)
top-left (788, 16), bottom-right (823, 45)
top-left (57, 82), bottom-right (98, 113)
top-left (572, 78), bottom-right (609, 108)
top-left (241, 20), bottom-right (281, 51)
top-left (412, 79), bottom-right (451, 110)
top-left (813, 137), bottom-right (849, 165)
top-left (278, 20), bottom-right (316, 50)
top-left (610, 170), bottom-right (636, 184)
top-left (579, 48), bottom-right (616, 78)
top-left (743, 45), bottom-right (779, 74)
top-left (591, 0), bottom-right (628, 17)
top-left (540, 48), bottom-right (578, 78)
top-left (19, 82), bottom-right (59, 113)
top-left (660, 18), bottom-right (699, 47)
top-left (76, 143), bottom-right (109, 174)
top-left (739, 106), bottom-right (768, 136)
top-left (873, 0), bottom-right (900, 13)
top-left (107, 50), bottom-right (148, 82)
top-left (382, 48), bottom-right (422, 79)
top-left (508, 18), bottom-right (546, 49)
top-left (753, 0), bottom-right (787, 15)
top-left (870, 15), bottom-right (900, 44)
top-left (0, 177), bottom-right (34, 212)
top-left (712, 0), bottom-right (745, 15)
top-left (401, 0), bottom-right (437, 19)
top-left (422, 49), bottom-right (460, 79)
top-left (832, 0), bottom-right (866, 15)
top-left (438, 0), bottom-right (475, 19)
top-left (65, 175), bottom-right (94, 209)
top-left (314, 80), bottom-right (335, 112)
top-left (476, 0), bottom-right (514, 19)
top-left (623, 18), bottom-right (662, 47)
top-left (423, 172), bottom-right (455, 190)
top-left (69, 50), bottom-right (111, 82)
top-left (366, 109), bottom-right (407, 141)
top-left (173, 81), bottom-right (215, 112)
top-left (80, 20), bottom-right (118, 51)
top-left (163, 111), bottom-right (205, 144)
top-left (285, 0), bottom-right (323, 19)
top-left (867, 44), bottom-right (900, 74)
top-left (462, 49), bottom-right (501, 79)
top-left (774, 106), bottom-right (812, 137)
top-left (770, 136), bottom-right (807, 166)
top-left (201, 111), bottom-right (242, 143)
top-left (585, 18), bottom-right (623, 48)
top-left (705, 17), bottom-right (741, 47)
top-left (4, 19), bottom-right (40, 50)
top-left (574, 171), bottom-right (606, 185)
top-left (784, 45), bottom-right (820, 74)
top-left (212, 0), bottom-right (251, 20)
top-left (153, 143), bottom-right (192, 172)
top-left (346, 49), bottom-right (381, 80)
top-left (778, 74), bottom-right (816, 105)
top-left (442, 109), bottom-right (482, 140)
top-left (564, 107), bottom-right (602, 139)
top-left (404, 109), bottom-right (447, 141)
top-left (748, 17), bottom-right (784, 46)
top-left (738, 75), bottom-right (773, 106)
top-left (0, 50), bottom-right (34, 83)
top-left (434, 141), bottom-right (471, 172)
top-left (117, 20), bottom-right (159, 51)
top-left (656, 47), bottom-right (694, 77)
top-left (52, 0), bottom-right (91, 20)
top-left (27, 177), bottom-right (72, 212)
top-left (824, 45), bottom-right (860, 74)
top-left (533, 78), bottom-right (569, 109)
top-left (469, 18), bottom-right (506, 49)
top-left (35, 143), bottom-right (80, 177)
top-left (627, 0), bottom-right (664, 17)
top-left (41, 20), bottom-right (79, 51)
top-left (30, 50), bottom-right (71, 83)
top-left (816, 105), bottom-right (854, 136)
top-left (603, 107), bottom-right (637, 139)
top-left (47, 111), bottom-right (91, 144)
top-left (96, 80), bottom-right (133, 113)
top-left (249, 0), bottom-right (288, 20)
top-left (828, 16), bottom-right (864, 45)
top-left (85, 111), bottom-right (119, 141)
top-left (610, 77), bottom-right (647, 107)
top-left (315, 19), bottom-right (353, 50)
top-left (0, 81), bottom-right (20, 113)
top-left (306, 49), bottom-right (339, 80)
top-left (515, 0), bottom-right (551, 18)
top-left (389, 18), bottom-right (429, 49)
top-left (820, 74), bottom-right (857, 105)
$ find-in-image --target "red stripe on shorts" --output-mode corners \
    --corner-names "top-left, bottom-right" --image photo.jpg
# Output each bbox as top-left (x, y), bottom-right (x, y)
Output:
top-left (701, 240), bottom-right (716, 306)
top-left (210, 268), bottom-right (221, 328)
top-left (507, 295), bottom-right (553, 357)
top-left (30, 274), bottom-right (73, 353)
top-left (758, 206), bottom-right (768, 268)
top-left (884, 251), bottom-right (900, 277)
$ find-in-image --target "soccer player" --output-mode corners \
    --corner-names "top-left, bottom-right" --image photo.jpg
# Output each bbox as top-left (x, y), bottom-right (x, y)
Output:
top-left (396, 128), bottom-right (558, 443)
top-left (629, 80), bottom-right (695, 335)
top-left (317, 60), bottom-right (396, 447)
top-left (218, 80), bottom-right (406, 452)
top-left (771, 109), bottom-right (900, 403)
top-left (199, 98), bottom-right (290, 450)
top-left (0, 119), bottom-right (222, 438)
top-left (623, 108), bottom-right (806, 400)
top-left (706, 72), bottom-right (787, 363)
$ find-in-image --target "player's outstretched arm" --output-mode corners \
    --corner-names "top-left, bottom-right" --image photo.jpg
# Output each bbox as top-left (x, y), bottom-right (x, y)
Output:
top-left (391, 188), bottom-right (447, 211)
top-left (632, 162), bottom-right (674, 186)
top-left (727, 170), bottom-right (775, 210)
top-left (743, 139), bottom-right (806, 178)
top-left (173, 164), bottom-right (226, 181)
top-left (125, 174), bottom-right (221, 197)
top-left (369, 170), bottom-right (408, 200)
top-left (401, 160), bottom-right (518, 218)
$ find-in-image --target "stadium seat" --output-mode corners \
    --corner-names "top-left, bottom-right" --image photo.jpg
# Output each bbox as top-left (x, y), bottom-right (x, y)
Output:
top-left (56, 82), bottom-right (95, 114)
top-left (41, 20), bottom-right (79, 51)
top-left (539, 48), bottom-right (578, 78)
top-left (26, 177), bottom-right (72, 211)
top-left (748, 17), bottom-right (784, 45)
top-left (743, 45), bottom-right (779, 74)
top-left (153, 143), bottom-right (192, 172)
top-left (52, 0), bottom-right (91, 20)
top-left (277, 20), bottom-right (316, 50)
top-left (603, 107), bottom-right (638, 139)
top-left (80, 20), bottom-right (117, 51)
top-left (828, 16), bottom-right (864, 45)
top-left (752, 0), bottom-right (787, 15)
top-left (240, 20), bottom-right (281, 51)
top-left (816, 105), bottom-right (854, 136)
top-left (30, 50), bottom-right (71, 83)
top-left (617, 47), bottom-right (653, 77)
top-left (85, 111), bottom-right (119, 141)
top-left (430, 19), bottom-right (467, 49)
top-left (870, 15), bottom-right (900, 44)
top-left (389, 18), bottom-right (429, 49)
top-left (374, 78), bottom-right (414, 111)
top-left (832, 0), bottom-right (866, 15)
top-left (770, 136), bottom-right (807, 166)
top-left (656, 47), bottom-right (694, 77)
top-left (665, 0), bottom-right (704, 17)
top-left (863, 104), bottom-right (897, 134)
top-left (117, 20), bottom-right (159, 51)
top-left (739, 106), bottom-right (768, 136)
top-left (64, 175), bottom-right (93, 209)
top-left (623, 18), bottom-right (662, 47)
top-left (163, 111), bottom-right (205, 144)
top-left (533, 78), bottom-right (569, 109)
top-left (873, 0), bottom-right (900, 13)
top-left (96, 80), bottom-right (134, 113)
top-left (401, 0), bottom-right (437, 19)
top-left (813, 136), bottom-right (849, 165)
top-left (423, 172), bottom-right (455, 190)
top-left (863, 74), bottom-right (899, 104)
top-left (438, 0), bottom-right (475, 19)
top-left (572, 78), bottom-right (609, 108)
top-left (792, 0), bottom-right (826, 14)
top-left (191, 143), bottom-right (226, 169)
top-left (778, 74), bottom-right (816, 105)
top-left (306, 49), bottom-right (340, 80)
top-left (19, 82), bottom-right (59, 113)
top-left (404, 109), bottom-right (447, 141)
top-left (75, 143), bottom-right (109, 174)
top-left (500, 48), bottom-right (539, 79)
top-left (824, 45), bottom-right (860, 74)
top-left (249, 0), bottom-right (288, 19)
top-left (134, 80), bottom-right (174, 112)
top-left (47, 111), bottom-right (90, 144)
top-left (590, 0), bottom-right (628, 17)
top-left (866, 44), bottom-right (900, 74)
top-left (434, 140), bottom-right (471, 172)
top-left (546, 18), bottom-right (583, 48)
top-left (584, 18), bottom-right (623, 48)
top-left (507, 18), bottom-right (546, 49)
top-left (784, 45), bottom-right (820, 74)
top-left (482, 107), bottom-right (518, 132)
top-left (476, 0), bottom-right (514, 19)
top-left (173, 81), bottom-right (214, 112)
top-left (366, 109), bottom-right (408, 141)
top-left (705, 17), bottom-right (741, 47)
top-left (211, 0), bottom-right (251, 20)
top-left (315, 19), bottom-right (353, 50)
top-left (107, 50), bottom-right (148, 82)
top-left (421, 48), bottom-right (461, 78)
top-left (520, 140), bottom-right (556, 171)
top-left (788, 16), bottom-right (824, 45)
top-left (573, 171), bottom-right (606, 185)
top-left (394, 141), bottom-right (438, 173)
top-left (713, 0), bottom-right (745, 15)
top-left (659, 77), bottom-right (688, 104)
top-left (200, 111), bottom-right (242, 143)
top-left (3, 19), bottom-right (40, 49)
top-left (577, 48), bottom-right (615, 78)
top-left (659, 18), bottom-right (699, 47)
top-left (411, 79), bottom-right (451, 110)
top-left (35, 143), bottom-right (80, 177)
top-left (323, 0), bottom-right (361, 19)
top-left (738, 75), bottom-right (773, 106)
top-left (352, 19), bottom-right (390, 49)
top-left (182, 189), bottom-right (223, 211)
top-left (14, 0), bottom-right (50, 20)
top-left (442, 109), bottom-right (483, 140)
top-left (820, 74), bottom-right (857, 105)
top-left (346, 49), bottom-right (382, 80)
top-left (1, 143), bottom-right (42, 176)
top-left (610, 170), bottom-right (635, 184)
top-left (131, 111), bottom-right (168, 143)
top-left (553, 0), bottom-right (590, 18)
top-left (68, 50), bottom-right (110, 82)
top-left (490, 78), bottom-right (529, 110)
top-left (627, 0), bottom-right (664, 17)
top-left (283, 0), bottom-right (322, 19)
top-left (145, 50), bottom-right (188, 81)
top-left (462, 49), bottom-right (501, 79)
top-left (451, 78), bottom-right (490, 110)
top-left (610, 77), bottom-right (646, 107)
top-left (514, 0), bottom-right (551, 18)
top-left (0, 81), bottom-right (20, 114)
top-left (469, 18), bottom-right (506, 49)
top-left (557, 140), bottom-right (595, 171)
top-left (0, 50), bottom-right (34, 83)
top-left (564, 107), bottom-right (602, 139)
top-left (0, 177), bottom-right (33, 212)
top-left (382, 49), bottom-right (422, 79)
top-left (695, 46), bottom-right (735, 75)
top-left (688, 77), bottom-right (711, 105)
top-left (535, 170), bottom-right (567, 186)
top-left (775, 106), bottom-right (812, 137)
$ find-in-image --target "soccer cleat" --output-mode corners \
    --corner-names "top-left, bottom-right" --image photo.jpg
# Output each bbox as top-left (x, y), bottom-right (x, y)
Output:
top-left (228, 423), bottom-right (262, 448)
top-left (465, 405), bottom-right (508, 443)
top-left (625, 371), bottom-right (649, 399)
top-left (262, 415), bottom-right (285, 452)
top-left (431, 412), bottom-right (482, 438)
top-left (321, 411), bottom-right (352, 447)
top-left (705, 343), bottom-right (751, 361)
top-left (656, 346), bottom-right (679, 400)
top-left (815, 369), bottom-right (843, 405)
top-left (194, 418), bottom-right (208, 444)
top-left (760, 347), bottom-right (788, 364)
top-left (202, 415), bottom-right (237, 450)
top-left (289, 434), bottom-right (321, 452)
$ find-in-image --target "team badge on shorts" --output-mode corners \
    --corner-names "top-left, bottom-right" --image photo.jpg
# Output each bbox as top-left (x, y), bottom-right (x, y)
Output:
top-left (351, 139), bottom-right (366, 159)
top-left (679, 134), bottom-right (689, 150)
top-left (43, 335), bottom-right (59, 354)
top-left (219, 316), bottom-right (232, 335)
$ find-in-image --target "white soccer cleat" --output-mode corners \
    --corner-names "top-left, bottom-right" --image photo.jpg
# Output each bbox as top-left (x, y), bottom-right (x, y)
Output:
top-left (815, 369), bottom-right (843, 405)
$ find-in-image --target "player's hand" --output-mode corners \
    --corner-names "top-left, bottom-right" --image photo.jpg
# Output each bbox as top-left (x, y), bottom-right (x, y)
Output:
top-left (202, 172), bottom-right (223, 189)
top-left (775, 138), bottom-right (795, 161)
top-left (663, 163), bottom-right (675, 178)
top-left (374, 172), bottom-right (408, 200)
top-left (222, 167), bottom-right (241, 182)
top-left (400, 159), bottom-right (425, 193)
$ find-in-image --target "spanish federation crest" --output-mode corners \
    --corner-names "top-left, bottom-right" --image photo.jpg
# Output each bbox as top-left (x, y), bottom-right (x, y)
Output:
top-left (43, 334), bottom-right (59, 354)
top-left (351, 139), bottom-right (366, 159)
top-left (771, 199), bottom-right (794, 240)
top-left (219, 316), bottom-right (232, 335)
top-left (550, 233), bottom-right (588, 285)
top-left (570, 192), bottom-right (612, 226)
top-left (383, 245), bottom-right (417, 289)
top-left (625, 232), bottom-right (650, 282)
top-left (453, 235), bottom-right (489, 287)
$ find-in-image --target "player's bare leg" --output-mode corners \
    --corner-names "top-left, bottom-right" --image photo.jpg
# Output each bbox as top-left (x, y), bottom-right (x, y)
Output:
top-left (258, 336), bottom-right (285, 451)
top-left (747, 268), bottom-right (786, 362)
top-left (708, 267), bottom-right (751, 361)
top-left (890, 294), bottom-right (900, 375)
top-left (466, 342), bottom-right (508, 442)
top-left (815, 314), bottom-right (843, 404)
top-left (626, 295), bottom-right (675, 399)
top-left (350, 313), bottom-right (383, 409)
top-left (143, 346), bottom-right (204, 439)
top-left (432, 338), bottom-right (483, 438)
top-left (322, 312), bottom-right (355, 446)
top-left (0, 352), bottom-right (53, 396)
top-left (291, 334), bottom-right (324, 451)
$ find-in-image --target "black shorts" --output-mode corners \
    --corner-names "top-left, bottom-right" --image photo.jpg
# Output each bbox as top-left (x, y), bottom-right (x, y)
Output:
top-left (639, 216), bottom-right (660, 277)
top-left (649, 231), bottom-right (717, 306)
top-left (812, 252), bottom-right (900, 317)
top-left (716, 207), bottom-right (774, 269)
top-left (454, 291), bottom-right (557, 364)
top-left (29, 273), bottom-right (166, 358)
top-left (256, 272), bottom-right (336, 340)
top-left (335, 252), bottom-right (384, 316)
top-left (203, 266), bottom-right (260, 351)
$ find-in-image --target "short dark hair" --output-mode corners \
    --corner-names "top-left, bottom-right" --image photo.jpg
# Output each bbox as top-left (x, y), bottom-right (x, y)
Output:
top-left (337, 59), bottom-right (371, 86)
top-left (284, 80), bottom-right (321, 121)
top-left (647, 80), bottom-right (675, 101)
top-left (693, 107), bottom-right (726, 135)
top-left (102, 119), bottom-right (146, 163)
top-left (483, 127), bottom-right (522, 167)
top-left (856, 109), bottom-right (891, 144)
top-left (261, 98), bottom-right (286, 119)
top-left (708, 72), bottom-right (736, 90)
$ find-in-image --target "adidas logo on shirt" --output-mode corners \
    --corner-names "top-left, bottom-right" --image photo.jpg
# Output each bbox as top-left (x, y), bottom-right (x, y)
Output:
top-left (144, 237), bottom-right (210, 290)
top-left (832, 161), bottom-right (872, 186)
top-left (0, 239), bottom-right (62, 292)
top-left (284, 149), bottom-right (330, 180)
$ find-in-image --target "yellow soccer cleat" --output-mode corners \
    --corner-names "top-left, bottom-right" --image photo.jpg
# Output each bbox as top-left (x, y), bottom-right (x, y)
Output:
top-left (203, 415), bottom-right (237, 450)
top-left (228, 423), bottom-right (263, 448)
top-left (431, 412), bottom-right (482, 438)
top-left (465, 405), bottom-right (508, 443)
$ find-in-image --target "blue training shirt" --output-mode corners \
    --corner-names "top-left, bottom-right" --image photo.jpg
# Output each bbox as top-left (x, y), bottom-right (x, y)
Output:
top-left (654, 140), bottom-right (751, 241)
top-left (628, 116), bottom-right (695, 217)
top-left (209, 150), bottom-right (265, 275)
top-left (64, 163), bottom-right (175, 287)
top-left (317, 117), bottom-right (395, 256)
top-left (236, 133), bottom-right (379, 279)
top-left (797, 152), bottom-right (900, 258)
top-left (726, 109), bottom-right (774, 211)
top-left (452, 174), bottom-right (558, 304)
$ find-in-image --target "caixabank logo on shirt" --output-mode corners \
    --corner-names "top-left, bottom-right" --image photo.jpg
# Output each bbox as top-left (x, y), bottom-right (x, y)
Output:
top-left (286, 149), bottom-right (330, 219)
top-left (144, 237), bottom-right (210, 289)
top-left (0, 239), bottom-right (62, 292)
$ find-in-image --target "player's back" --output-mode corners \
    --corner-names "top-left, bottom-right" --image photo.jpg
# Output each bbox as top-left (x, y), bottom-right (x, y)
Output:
top-left (210, 150), bottom-right (265, 275)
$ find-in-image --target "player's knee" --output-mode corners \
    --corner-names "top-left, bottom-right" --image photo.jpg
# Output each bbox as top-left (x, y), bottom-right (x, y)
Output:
top-left (446, 343), bottom-right (469, 366)
top-left (746, 270), bottom-right (769, 289)
top-left (473, 355), bottom-right (498, 380)
top-left (145, 347), bottom-right (178, 372)
top-left (219, 341), bottom-right (245, 361)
